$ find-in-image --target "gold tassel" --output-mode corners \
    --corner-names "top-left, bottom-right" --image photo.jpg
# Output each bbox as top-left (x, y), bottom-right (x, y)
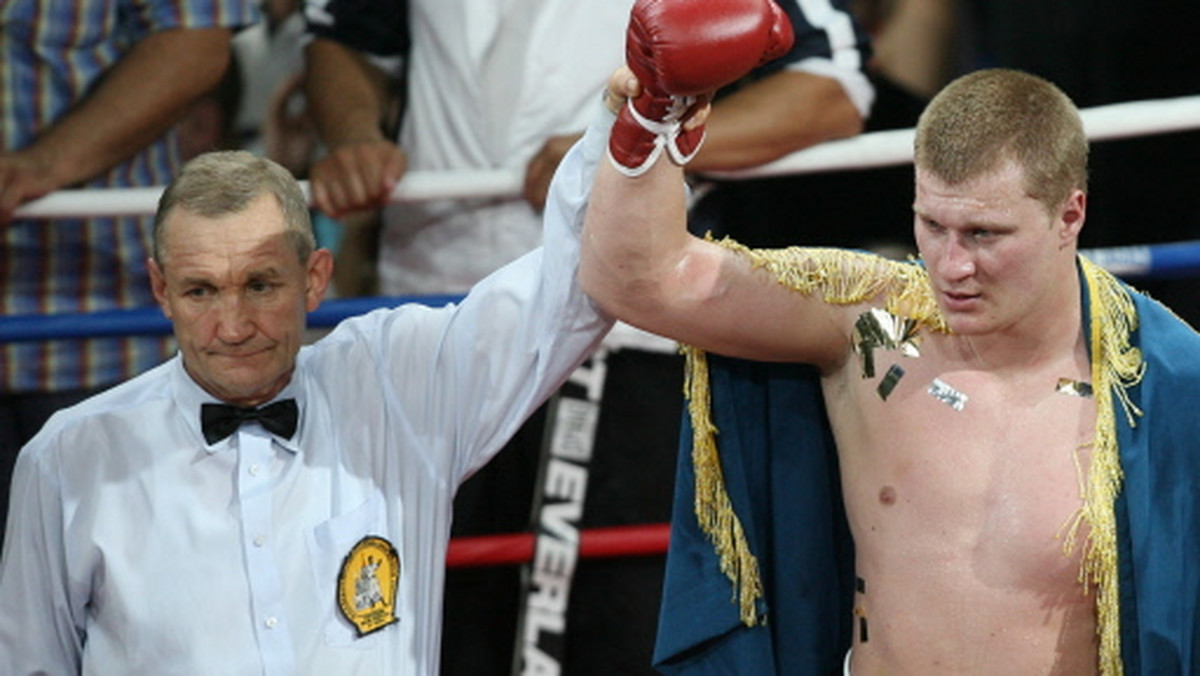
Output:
top-left (682, 344), bottom-right (764, 625)
top-left (1062, 257), bottom-right (1145, 676)
top-left (718, 239), bottom-right (949, 331)
top-left (683, 243), bottom-right (947, 626)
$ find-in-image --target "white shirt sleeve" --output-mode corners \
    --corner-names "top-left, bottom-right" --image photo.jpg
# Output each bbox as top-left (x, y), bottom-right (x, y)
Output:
top-left (0, 441), bottom-right (87, 675)
top-left (313, 100), bottom-right (618, 486)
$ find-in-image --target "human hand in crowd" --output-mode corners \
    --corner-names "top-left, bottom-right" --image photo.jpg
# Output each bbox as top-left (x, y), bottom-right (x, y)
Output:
top-left (523, 133), bottom-right (584, 212)
top-left (304, 36), bottom-right (405, 220)
top-left (308, 140), bottom-right (407, 220)
top-left (0, 151), bottom-right (60, 224)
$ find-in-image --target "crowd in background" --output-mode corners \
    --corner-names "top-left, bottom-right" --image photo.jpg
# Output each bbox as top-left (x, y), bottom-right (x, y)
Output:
top-left (3, 0), bottom-right (1198, 673)
top-left (206, 0), bottom-right (1200, 304)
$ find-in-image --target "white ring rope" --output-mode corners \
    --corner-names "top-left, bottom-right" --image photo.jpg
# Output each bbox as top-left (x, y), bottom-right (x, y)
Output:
top-left (706, 94), bottom-right (1200, 179)
top-left (13, 94), bottom-right (1200, 219)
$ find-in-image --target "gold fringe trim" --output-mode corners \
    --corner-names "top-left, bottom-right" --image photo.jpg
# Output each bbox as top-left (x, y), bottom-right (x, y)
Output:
top-left (683, 343), bottom-right (764, 625)
top-left (684, 246), bottom-right (1142, 672)
top-left (1061, 257), bottom-right (1145, 676)
top-left (718, 240), bottom-right (950, 333)
top-left (683, 243), bottom-right (948, 626)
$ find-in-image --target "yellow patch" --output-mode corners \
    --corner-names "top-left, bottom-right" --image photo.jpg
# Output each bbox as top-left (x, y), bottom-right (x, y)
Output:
top-left (337, 536), bottom-right (400, 636)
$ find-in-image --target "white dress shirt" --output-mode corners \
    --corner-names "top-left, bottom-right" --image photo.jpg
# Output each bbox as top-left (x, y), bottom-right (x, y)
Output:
top-left (0, 104), bottom-right (615, 676)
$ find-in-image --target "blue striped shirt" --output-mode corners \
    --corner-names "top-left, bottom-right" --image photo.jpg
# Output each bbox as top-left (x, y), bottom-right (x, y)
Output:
top-left (1, 0), bottom-right (258, 393)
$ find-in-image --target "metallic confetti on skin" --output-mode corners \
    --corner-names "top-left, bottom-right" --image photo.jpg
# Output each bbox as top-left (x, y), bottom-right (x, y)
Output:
top-left (928, 378), bottom-right (968, 411)
top-left (1056, 378), bottom-right (1094, 398)
top-left (853, 308), bottom-right (922, 379)
top-left (856, 339), bottom-right (878, 378)
top-left (877, 364), bottom-right (905, 401)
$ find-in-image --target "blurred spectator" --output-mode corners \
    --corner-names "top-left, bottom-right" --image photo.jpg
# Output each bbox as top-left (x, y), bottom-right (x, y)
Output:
top-left (690, 1), bottom-right (874, 174)
top-left (686, 0), bottom-right (936, 259)
top-left (859, 0), bottom-right (956, 100)
top-left (521, 2), bottom-right (880, 253)
top-left (177, 56), bottom-right (245, 161)
top-left (0, 0), bottom-right (258, 545)
top-left (208, 0), bottom-right (377, 298)
top-left (232, 0), bottom-right (314, 172)
top-left (303, 0), bottom-right (633, 295)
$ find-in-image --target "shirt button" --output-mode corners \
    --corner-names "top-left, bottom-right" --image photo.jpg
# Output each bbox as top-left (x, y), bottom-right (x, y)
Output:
top-left (249, 464), bottom-right (261, 476)
top-left (265, 616), bottom-right (278, 629)
top-left (253, 535), bottom-right (267, 547)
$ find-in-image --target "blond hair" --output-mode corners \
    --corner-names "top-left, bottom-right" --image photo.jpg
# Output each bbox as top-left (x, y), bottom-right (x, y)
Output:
top-left (914, 68), bottom-right (1088, 213)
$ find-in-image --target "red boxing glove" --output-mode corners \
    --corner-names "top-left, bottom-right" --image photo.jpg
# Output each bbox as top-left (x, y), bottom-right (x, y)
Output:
top-left (608, 0), bottom-right (794, 176)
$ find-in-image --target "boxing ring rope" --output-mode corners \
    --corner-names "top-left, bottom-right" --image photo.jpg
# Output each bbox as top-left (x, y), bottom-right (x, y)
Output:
top-left (448, 523), bottom-right (672, 568)
top-left (706, 93), bottom-right (1200, 178)
top-left (6, 94), bottom-right (1200, 567)
top-left (15, 94), bottom-right (1200, 218)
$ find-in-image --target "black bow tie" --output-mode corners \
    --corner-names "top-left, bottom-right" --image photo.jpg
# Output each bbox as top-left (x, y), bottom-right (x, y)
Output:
top-left (200, 399), bottom-right (298, 444)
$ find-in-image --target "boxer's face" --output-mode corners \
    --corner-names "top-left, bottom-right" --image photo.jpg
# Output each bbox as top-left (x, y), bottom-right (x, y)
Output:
top-left (913, 158), bottom-right (1084, 337)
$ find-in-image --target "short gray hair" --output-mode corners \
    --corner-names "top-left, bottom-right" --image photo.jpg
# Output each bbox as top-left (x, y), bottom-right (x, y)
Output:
top-left (153, 150), bottom-right (314, 264)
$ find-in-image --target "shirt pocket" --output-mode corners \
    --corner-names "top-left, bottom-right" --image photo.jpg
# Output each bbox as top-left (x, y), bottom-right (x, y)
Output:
top-left (306, 492), bottom-right (397, 648)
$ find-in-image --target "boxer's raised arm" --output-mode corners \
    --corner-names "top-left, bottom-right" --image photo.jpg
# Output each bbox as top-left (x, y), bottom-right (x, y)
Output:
top-left (580, 0), bottom-right (852, 368)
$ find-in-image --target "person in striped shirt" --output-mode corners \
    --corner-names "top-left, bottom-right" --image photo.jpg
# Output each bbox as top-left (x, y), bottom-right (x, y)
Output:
top-left (0, 0), bottom-right (259, 544)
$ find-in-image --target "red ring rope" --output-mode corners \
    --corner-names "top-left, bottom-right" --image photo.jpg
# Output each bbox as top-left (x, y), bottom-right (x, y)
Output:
top-left (446, 522), bottom-right (670, 568)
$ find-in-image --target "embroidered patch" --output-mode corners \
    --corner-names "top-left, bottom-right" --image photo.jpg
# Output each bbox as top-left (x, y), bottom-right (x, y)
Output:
top-left (337, 535), bottom-right (400, 636)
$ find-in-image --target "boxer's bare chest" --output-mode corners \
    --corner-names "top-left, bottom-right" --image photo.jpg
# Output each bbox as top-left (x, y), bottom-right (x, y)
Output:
top-left (825, 327), bottom-right (1097, 586)
top-left (821, 323), bottom-right (1103, 672)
